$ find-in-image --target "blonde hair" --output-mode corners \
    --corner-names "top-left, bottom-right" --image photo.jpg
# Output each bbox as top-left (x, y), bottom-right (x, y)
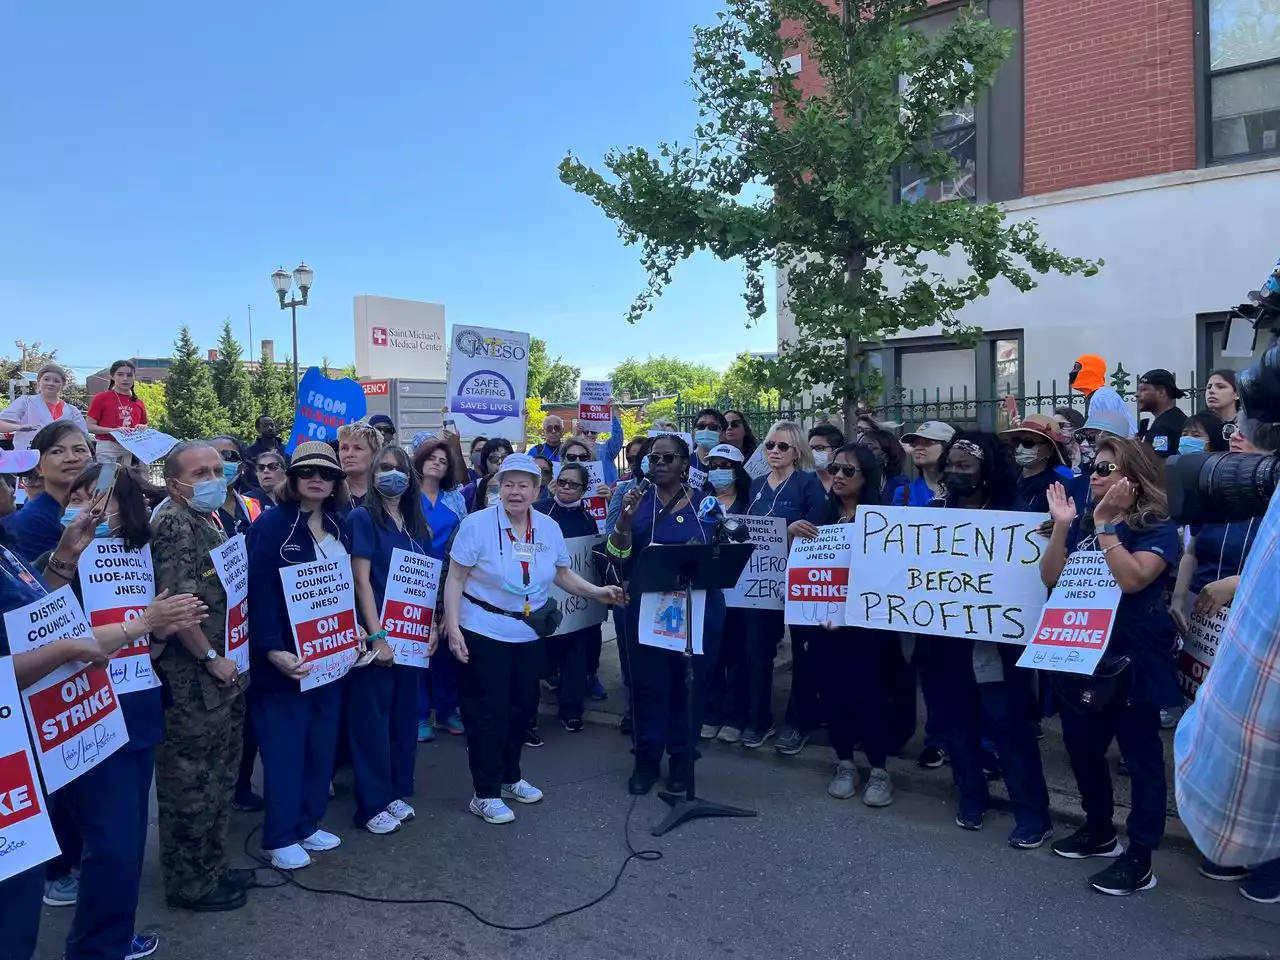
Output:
top-left (766, 420), bottom-right (813, 472)
top-left (337, 421), bottom-right (384, 455)
top-left (1095, 436), bottom-right (1169, 530)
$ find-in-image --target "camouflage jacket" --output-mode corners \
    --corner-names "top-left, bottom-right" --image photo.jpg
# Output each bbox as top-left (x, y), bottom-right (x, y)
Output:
top-left (151, 499), bottom-right (248, 711)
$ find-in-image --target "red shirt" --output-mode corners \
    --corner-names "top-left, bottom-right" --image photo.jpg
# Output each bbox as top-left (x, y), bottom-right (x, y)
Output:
top-left (87, 390), bottom-right (148, 441)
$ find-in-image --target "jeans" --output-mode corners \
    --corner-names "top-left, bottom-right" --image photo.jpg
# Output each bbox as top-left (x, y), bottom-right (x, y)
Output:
top-left (458, 630), bottom-right (544, 798)
top-left (727, 608), bottom-right (784, 733)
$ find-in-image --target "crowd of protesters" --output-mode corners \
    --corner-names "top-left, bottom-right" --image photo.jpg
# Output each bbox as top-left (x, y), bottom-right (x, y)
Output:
top-left (0, 353), bottom-right (1277, 960)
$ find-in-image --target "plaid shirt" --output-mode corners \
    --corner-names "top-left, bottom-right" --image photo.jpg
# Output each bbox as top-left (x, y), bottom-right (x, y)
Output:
top-left (1175, 485), bottom-right (1280, 867)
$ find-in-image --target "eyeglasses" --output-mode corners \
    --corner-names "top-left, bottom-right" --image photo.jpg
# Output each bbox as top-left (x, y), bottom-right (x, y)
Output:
top-left (556, 478), bottom-right (585, 491)
top-left (648, 452), bottom-right (682, 465)
top-left (563, 454), bottom-right (590, 463)
top-left (218, 450), bottom-right (242, 463)
top-left (1091, 461), bottom-right (1119, 477)
top-left (825, 464), bottom-right (861, 478)
top-left (256, 461), bottom-right (282, 472)
top-left (294, 466), bottom-right (342, 482)
top-left (1223, 422), bottom-right (1240, 440)
top-left (764, 440), bottom-right (792, 452)
top-left (696, 422), bottom-right (721, 432)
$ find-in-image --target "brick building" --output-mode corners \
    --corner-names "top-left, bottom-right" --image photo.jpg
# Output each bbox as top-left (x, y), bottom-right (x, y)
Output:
top-left (776, 0), bottom-right (1280, 416)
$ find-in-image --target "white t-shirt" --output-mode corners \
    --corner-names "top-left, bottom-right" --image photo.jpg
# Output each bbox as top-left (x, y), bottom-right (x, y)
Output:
top-left (450, 504), bottom-right (571, 643)
top-left (1, 395), bottom-right (88, 450)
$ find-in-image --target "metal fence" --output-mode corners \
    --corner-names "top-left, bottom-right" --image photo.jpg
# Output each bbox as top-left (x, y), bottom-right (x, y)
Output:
top-left (675, 364), bottom-right (1212, 435)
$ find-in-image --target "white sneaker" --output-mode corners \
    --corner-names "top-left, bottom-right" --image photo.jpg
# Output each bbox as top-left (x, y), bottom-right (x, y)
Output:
top-left (387, 799), bottom-right (416, 822)
top-left (501, 779), bottom-right (544, 804)
top-left (268, 844), bottom-right (311, 870)
top-left (300, 828), bottom-right (341, 852)
top-left (364, 811), bottom-right (401, 835)
top-left (469, 796), bottom-right (515, 824)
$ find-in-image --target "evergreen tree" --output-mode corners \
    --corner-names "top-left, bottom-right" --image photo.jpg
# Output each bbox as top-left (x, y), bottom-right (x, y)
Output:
top-left (210, 321), bottom-right (255, 439)
top-left (162, 326), bottom-right (230, 440)
top-left (250, 354), bottom-right (295, 438)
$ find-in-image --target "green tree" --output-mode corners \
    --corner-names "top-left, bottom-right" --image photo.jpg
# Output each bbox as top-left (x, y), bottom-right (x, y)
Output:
top-left (134, 382), bottom-right (167, 431)
top-left (561, 0), bottom-right (1100, 425)
top-left (720, 351), bottom-right (779, 406)
top-left (607, 356), bottom-right (721, 400)
top-left (250, 357), bottom-right (296, 438)
top-left (527, 337), bottom-right (581, 403)
top-left (162, 326), bottom-right (229, 440)
top-left (210, 321), bottom-right (255, 439)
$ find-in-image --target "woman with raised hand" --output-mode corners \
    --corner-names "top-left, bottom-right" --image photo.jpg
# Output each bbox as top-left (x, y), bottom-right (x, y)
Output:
top-left (0, 363), bottom-right (88, 451)
top-left (1, 421), bottom-right (92, 561)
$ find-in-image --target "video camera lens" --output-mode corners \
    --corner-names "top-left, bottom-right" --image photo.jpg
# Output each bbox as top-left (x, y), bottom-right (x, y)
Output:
top-left (1238, 341), bottom-right (1280, 426)
top-left (1167, 450), bottom-right (1280, 526)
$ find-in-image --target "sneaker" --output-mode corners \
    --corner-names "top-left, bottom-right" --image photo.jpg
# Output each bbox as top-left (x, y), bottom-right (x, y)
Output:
top-left (955, 812), bottom-right (983, 831)
top-left (387, 799), bottom-right (416, 822)
top-left (300, 828), bottom-right (341, 852)
top-left (741, 726), bottom-right (776, 749)
top-left (717, 725), bottom-right (742, 744)
top-left (917, 746), bottom-right (947, 769)
top-left (501, 779), bottom-right (544, 804)
top-left (417, 720), bottom-right (437, 743)
top-left (775, 728), bottom-right (809, 756)
top-left (42, 874), bottom-right (79, 907)
top-left (441, 711), bottom-right (466, 736)
top-left (1009, 826), bottom-right (1054, 850)
top-left (1199, 858), bottom-right (1252, 882)
top-left (1090, 854), bottom-right (1157, 896)
top-left (828, 760), bottom-right (859, 799)
top-left (524, 727), bottom-right (545, 748)
top-left (1240, 874), bottom-right (1280, 904)
top-left (365, 811), bottom-right (401, 835)
top-left (862, 767), bottom-right (894, 807)
top-left (233, 790), bottom-right (265, 813)
top-left (268, 843), bottom-right (312, 870)
top-left (561, 717), bottom-right (585, 733)
top-left (470, 796), bottom-right (515, 824)
top-left (125, 934), bottom-right (160, 960)
top-left (587, 674), bottom-right (608, 701)
top-left (1051, 826), bottom-right (1124, 860)
top-left (699, 723), bottom-right (721, 740)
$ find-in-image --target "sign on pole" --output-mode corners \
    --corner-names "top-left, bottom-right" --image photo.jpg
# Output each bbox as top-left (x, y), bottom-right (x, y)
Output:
top-left (577, 380), bottom-right (612, 432)
top-left (1177, 593), bottom-right (1230, 699)
top-left (210, 534), bottom-right (251, 675)
top-left (281, 556), bottom-right (360, 691)
top-left (379, 549), bottom-right (442, 668)
top-left (785, 525), bottom-right (857, 627)
top-left (1017, 551), bottom-right (1122, 674)
top-left (725, 515), bottom-right (787, 610)
top-left (843, 506), bottom-right (1050, 644)
top-left (78, 541), bottom-right (160, 695)
top-left (548, 536), bottom-right (609, 635)
top-left (353, 295), bottom-right (447, 381)
top-left (285, 368), bottom-right (368, 455)
top-left (446, 326), bottom-right (530, 442)
top-left (0, 656), bottom-right (60, 882)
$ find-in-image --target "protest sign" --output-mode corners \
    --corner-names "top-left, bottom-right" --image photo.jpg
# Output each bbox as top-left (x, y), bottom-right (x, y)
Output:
top-left (1017, 551), bottom-right (1121, 674)
top-left (785, 525), bottom-right (856, 626)
top-left (78, 540), bottom-right (160, 695)
top-left (648, 429), bottom-right (694, 453)
top-left (1178, 593), bottom-right (1230, 699)
top-left (552, 459), bottom-right (604, 489)
top-left (578, 380), bottom-right (612, 431)
top-left (380, 549), bottom-right (441, 668)
top-left (0, 657), bottom-right (60, 882)
top-left (688, 466), bottom-right (708, 491)
top-left (843, 506), bottom-right (1049, 644)
top-left (210, 535), bottom-right (250, 675)
top-left (282, 556), bottom-right (360, 692)
top-left (447, 326), bottom-right (530, 442)
top-left (549, 536), bottom-right (608, 636)
top-left (583, 496), bottom-right (607, 534)
top-left (725, 515), bottom-right (787, 610)
top-left (285, 367), bottom-right (368, 455)
top-left (108, 427), bottom-right (177, 464)
top-left (638, 589), bottom-right (707, 654)
top-left (4, 588), bottom-right (129, 793)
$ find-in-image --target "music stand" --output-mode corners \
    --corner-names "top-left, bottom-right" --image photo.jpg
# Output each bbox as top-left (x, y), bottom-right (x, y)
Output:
top-left (629, 540), bottom-right (757, 836)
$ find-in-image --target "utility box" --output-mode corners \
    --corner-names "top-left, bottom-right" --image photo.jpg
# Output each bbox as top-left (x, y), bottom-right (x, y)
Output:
top-left (360, 378), bottom-right (448, 441)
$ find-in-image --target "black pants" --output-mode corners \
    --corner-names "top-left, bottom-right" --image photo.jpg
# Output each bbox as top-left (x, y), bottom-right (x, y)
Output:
top-left (1059, 693), bottom-right (1166, 858)
top-left (815, 627), bottom-right (901, 767)
top-left (458, 629), bottom-right (545, 798)
top-left (586, 630), bottom-right (603, 676)
top-left (705, 607), bottom-right (746, 727)
top-left (784, 624), bottom-right (823, 732)
top-left (548, 625), bottom-right (599, 721)
top-left (727, 608), bottom-right (784, 733)
top-left (236, 706), bottom-right (259, 797)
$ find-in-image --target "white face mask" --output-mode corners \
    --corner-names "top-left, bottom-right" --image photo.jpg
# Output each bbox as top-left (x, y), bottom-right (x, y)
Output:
top-left (812, 450), bottom-right (830, 470)
top-left (1013, 447), bottom-right (1044, 468)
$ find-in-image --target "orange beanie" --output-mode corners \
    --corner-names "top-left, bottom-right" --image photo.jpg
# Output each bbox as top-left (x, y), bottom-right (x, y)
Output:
top-left (1071, 354), bottom-right (1107, 395)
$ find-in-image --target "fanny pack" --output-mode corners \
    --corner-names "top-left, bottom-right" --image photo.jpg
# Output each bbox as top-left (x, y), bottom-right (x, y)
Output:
top-left (465, 592), bottom-right (562, 638)
top-left (1054, 653), bottom-right (1133, 715)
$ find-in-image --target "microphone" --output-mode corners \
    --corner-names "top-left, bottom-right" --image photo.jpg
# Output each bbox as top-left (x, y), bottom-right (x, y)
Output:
top-left (697, 495), bottom-right (723, 522)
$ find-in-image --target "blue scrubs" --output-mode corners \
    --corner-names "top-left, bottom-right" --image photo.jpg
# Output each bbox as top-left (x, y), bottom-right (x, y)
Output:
top-left (1, 492), bottom-right (63, 562)
top-left (346, 507), bottom-right (429, 823)
top-left (419, 490), bottom-right (464, 727)
top-left (1190, 519), bottom-right (1259, 594)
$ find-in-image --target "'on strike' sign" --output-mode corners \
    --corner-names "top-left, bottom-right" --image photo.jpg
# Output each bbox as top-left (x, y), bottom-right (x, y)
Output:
top-left (379, 549), bottom-right (442, 668)
top-left (0, 657), bottom-right (61, 882)
top-left (282, 556), bottom-right (360, 691)
top-left (784, 525), bottom-right (857, 627)
top-left (1017, 551), bottom-right (1122, 674)
top-left (78, 540), bottom-right (160, 696)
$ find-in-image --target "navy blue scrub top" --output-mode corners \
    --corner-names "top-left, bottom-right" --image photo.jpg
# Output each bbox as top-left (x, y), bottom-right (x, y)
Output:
top-left (347, 506), bottom-right (430, 618)
top-left (420, 491), bottom-right (461, 560)
top-left (0, 544), bottom-right (47, 656)
top-left (1, 492), bottom-right (64, 562)
top-left (746, 470), bottom-right (825, 526)
top-left (1190, 519), bottom-right (1259, 594)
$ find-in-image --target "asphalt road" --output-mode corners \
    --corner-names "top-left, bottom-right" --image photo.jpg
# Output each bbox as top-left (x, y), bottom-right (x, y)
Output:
top-left (33, 724), bottom-right (1280, 960)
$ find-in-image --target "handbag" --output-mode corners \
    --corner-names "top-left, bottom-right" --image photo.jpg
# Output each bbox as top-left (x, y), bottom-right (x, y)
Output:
top-left (1055, 653), bottom-right (1133, 715)
top-left (464, 592), bottom-right (563, 638)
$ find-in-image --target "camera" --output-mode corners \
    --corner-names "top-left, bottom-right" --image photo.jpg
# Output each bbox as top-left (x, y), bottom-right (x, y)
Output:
top-left (1167, 259), bottom-right (1280, 526)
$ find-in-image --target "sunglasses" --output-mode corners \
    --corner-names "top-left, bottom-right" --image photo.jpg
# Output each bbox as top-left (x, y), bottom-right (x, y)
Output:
top-left (563, 454), bottom-right (590, 463)
top-left (648, 452), bottom-right (682, 465)
top-left (294, 466), bottom-right (342, 482)
top-left (219, 450), bottom-right (243, 463)
top-left (825, 464), bottom-right (861, 478)
top-left (764, 440), bottom-right (792, 452)
top-left (696, 422), bottom-right (721, 432)
top-left (256, 461), bottom-right (282, 471)
top-left (1014, 439), bottom-right (1045, 450)
top-left (1090, 461), bottom-right (1119, 477)
top-left (725, 419), bottom-right (744, 429)
top-left (556, 478), bottom-right (585, 490)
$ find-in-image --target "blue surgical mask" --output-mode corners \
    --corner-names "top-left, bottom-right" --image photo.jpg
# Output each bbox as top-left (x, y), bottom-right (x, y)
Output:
top-left (639, 455), bottom-right (650, 477)
top-left (182, 478), bottom-right (229, 513)
top-left (695, 430), bottom-right (719, 450)
top-left (59, 508), bottom-right (112, 538)
top-left (1178, 435), bottom-right (1207, 455)
top-left (375, 469), bottom-right (410, 497)
top-left (222, 461), bottom-right (240, 483)
top-left (709, 468), bottom-right (735, 491)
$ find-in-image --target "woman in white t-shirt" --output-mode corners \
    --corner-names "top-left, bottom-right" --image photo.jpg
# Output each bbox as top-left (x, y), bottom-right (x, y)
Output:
top-left (443, 453), bottom-right (623, 824)
top-left (0, 363), bottom-right (88, 450)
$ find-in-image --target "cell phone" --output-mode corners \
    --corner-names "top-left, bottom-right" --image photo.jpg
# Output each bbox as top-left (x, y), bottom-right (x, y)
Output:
top-left (94, 462), bottom-right (118, 497)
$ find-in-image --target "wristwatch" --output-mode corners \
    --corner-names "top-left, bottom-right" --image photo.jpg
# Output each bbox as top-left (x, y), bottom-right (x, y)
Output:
top-left (1097, 522), bottom-right (1120, 535)
top-left (203, 648), bottom-right (218, 662)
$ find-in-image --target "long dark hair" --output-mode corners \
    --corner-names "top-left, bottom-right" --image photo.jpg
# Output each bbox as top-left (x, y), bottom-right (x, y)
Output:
top-left (478, 437), bottom-right (513, 477)
top-left (366, 445), bottom-right (431, 542)
top-left (1185, 411), bottom-right (1230, 452)
top-left (726, 409), bottom-right (757, 457)
top-left (412, 438), bottom-right (459, 491)
top-left (856, 425), bottom-right (905, 477)
top-left (108, 360), bottom-right (138, 401)
top-left (67, 463), bottom-right (155, 551)
top-left (939, 430), bottom-right (1020, 508)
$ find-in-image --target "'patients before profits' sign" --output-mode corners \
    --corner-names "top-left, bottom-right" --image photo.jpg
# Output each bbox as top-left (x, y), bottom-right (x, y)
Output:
top-left (282, 556), bottom-right (359, 692)
top-left (843, 506), bottom-right (1050, 644)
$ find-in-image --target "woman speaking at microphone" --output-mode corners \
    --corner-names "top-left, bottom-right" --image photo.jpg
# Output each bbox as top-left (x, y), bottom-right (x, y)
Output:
top-left (608, 434), bottom-right (725, 795)
top-left (246, 441), bottom-right (357, 870)
top-left (442, 453), bottom-right (621, 824)
top-left (346, 444), bottom-right (433, 835)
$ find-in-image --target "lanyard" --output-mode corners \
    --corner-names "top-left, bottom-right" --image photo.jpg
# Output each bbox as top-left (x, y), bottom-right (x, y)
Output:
top-left (497, 509), bottom-right (536, 614)
top-left (0, 545), bottom-right (47, 597)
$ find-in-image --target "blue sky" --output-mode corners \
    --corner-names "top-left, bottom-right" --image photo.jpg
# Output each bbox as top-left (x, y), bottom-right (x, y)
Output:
top-left (0, 0), bottom-right (776, 382)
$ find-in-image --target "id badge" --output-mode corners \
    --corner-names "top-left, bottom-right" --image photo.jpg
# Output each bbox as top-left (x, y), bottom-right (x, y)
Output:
top-left (512, 541), bottom-right (535, 563)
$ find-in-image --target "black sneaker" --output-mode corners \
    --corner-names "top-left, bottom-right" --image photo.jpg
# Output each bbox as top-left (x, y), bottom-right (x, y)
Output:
top-left (1198, 858), bottom-right (1252, 882)
top-left (560, 717), bottom-right (584, 733)
top-left (1090, 854), bottom-right (1157, 896)
top-left (524, 728), bottom-right (545, 748)
top-left (1051, 826), bottom-right (1124, 860)
top-left (917, 746), bottom-right (947, 769)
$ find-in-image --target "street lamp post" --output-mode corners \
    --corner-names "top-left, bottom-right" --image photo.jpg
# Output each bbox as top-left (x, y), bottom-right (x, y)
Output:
top-left (270, 262), bottom-right (314, 401)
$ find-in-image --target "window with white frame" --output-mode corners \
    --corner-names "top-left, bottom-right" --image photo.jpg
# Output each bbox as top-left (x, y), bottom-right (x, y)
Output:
top-left (1207, 0), bottom-right (1280, 161)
